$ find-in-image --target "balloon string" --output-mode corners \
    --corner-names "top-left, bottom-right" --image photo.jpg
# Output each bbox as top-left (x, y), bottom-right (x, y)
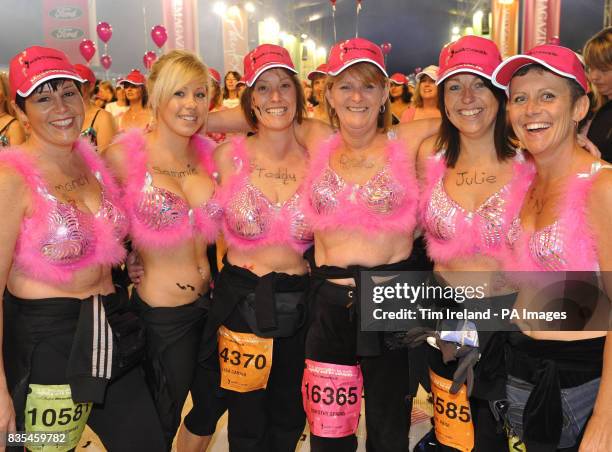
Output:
top-left (356, 3), bottom-right (361, 38)
top-left (332, 7), bottom-right (337, 42)
top-left (142, 1), bottom-right (148, 54)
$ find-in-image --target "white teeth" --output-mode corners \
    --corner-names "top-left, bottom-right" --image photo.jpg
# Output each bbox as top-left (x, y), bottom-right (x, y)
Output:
top-left (265, 107), bottom-right (287, 115)
top-left (50, 118), bottom-right (73, 127)
top-left (525, 123), bottom-right (550, 131)
top-left (347, 107), bottom-right (367, 112)
top-left (179, 115), bottom-right (197, 121)
top-left (459, 108), bottom-right (482, 116)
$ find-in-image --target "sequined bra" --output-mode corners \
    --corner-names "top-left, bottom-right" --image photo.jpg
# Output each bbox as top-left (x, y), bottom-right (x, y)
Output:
top-left (0, 140), bottom-right (128, 284)
top-left (421, 150), bottom-right (535, 264)
top-left (303, 131), bottom-right (418, 234)
top-left (216, 137), bottom-right (313, 253)
top-left (0, 118), bottom-right (17, 147)
top-left (118, 129), bottom-right (221, 250)
top-left (505, 162), bottom-right (611, 271)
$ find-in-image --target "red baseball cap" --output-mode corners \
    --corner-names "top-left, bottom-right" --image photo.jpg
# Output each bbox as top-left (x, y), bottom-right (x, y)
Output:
top-left (9, 46), bottom-right (84, 101)
top-left (436, 36), bottom-right (501, 85)
top-left (307, 63), bottom-right (328, 81)
top-left (390, 73), bottom-right (408, 85)
top-left (243, 44), bottom-right (297, 87)
top-left (492, 44), bottom-right (588, 93)
top-left (118, 69), bottom-right (146, 86)
top-left (208, 68), bottom-right (221, 84)
top-left (74, 63), bottom-right (96, 85)
top-left (326, 38), bottom-right (388, 77)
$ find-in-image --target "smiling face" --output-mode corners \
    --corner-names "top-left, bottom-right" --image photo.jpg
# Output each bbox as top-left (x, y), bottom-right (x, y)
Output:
top-left (250, 68), bottom-right (298, 130)
top-left (124, 83), bottom-right (143, 103)
top-left (390, 83), bottom-right (404, 99)
top-left (508, 68), bottom-right (589, 156)
top-left (159, 78), bottom-right (208, 137)
top-left (419, 75), bottom-right (437, 100)
top-left (443, 73), bottom-right (499, 139)
top-left (225, 72), bottom-right (238, 92)
top-left (326, 64), bottom-right (389, 132)
top-left (312, 74), bottom-right (326, 103)
top-left (16, 80), bottom-right (84, 147)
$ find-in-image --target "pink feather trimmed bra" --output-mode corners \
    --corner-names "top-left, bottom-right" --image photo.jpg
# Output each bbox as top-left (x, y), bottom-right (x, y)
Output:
top-left (0, 140), bottom-right (128, 284)
top-left (420, 150), bottom-right (535, 264)
top-left (216, 136), bottom-right (313, 253)
top-left (302, 130), bottom-right (418, 235)
top-left (506, 161), bottom-right (611, 272)
top-left (117, 130), bottom-right (221, 250)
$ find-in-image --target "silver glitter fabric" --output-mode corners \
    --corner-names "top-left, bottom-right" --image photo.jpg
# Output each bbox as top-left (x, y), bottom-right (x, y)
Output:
top-left (95, 173), bottom-right (129, 239)
top-left (529, 221), bottom-right (567, 271)
top-left (41, 201), bottom-right (95, 264)
top-left (285, 193), bottom-right (314, 243)
top-left (425, 179), bottom-right (507, 247)
top-left (311, 166), bottom-right (400, 215)
top-left (135, 172), bottom-right (189, 230)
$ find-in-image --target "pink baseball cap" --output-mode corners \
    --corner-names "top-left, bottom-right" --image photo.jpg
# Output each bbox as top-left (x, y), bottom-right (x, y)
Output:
top-left (243, 44), bottom-right (297, 87)
top-left (416, 65), bottom-right (439, 82)
top-left (208, 68), bottom-right (221, 84)
top-left (118, 69), bottom-right (146, 86)
top-left (326, 38), bottom-right (388, 77)
top-left (390, 73), bottom-right (408, 85)
top-left (492, 44), bottom-right (588, 93)
top-left (307, 63), bottom-right (328, 81)
top-left (9, 46), bottom-right (84, 101)
top-left (436, 36), bottom-right (501, 85)
top-left (74, 63), bottom-right (96, 85)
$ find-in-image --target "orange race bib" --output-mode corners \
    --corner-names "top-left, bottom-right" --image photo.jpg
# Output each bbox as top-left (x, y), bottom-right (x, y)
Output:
top-left (218, 325), bottom-right (273, 393)
top-left (429, 369), bottom-right (474, 452)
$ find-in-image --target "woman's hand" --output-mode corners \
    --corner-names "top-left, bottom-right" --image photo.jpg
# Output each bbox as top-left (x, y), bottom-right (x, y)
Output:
top-left (579, 412), bottom-right (612, 452)
top-left (0, 387), bottom-right (16, 452)
top-left (126, 250), bottom-right (144, 285)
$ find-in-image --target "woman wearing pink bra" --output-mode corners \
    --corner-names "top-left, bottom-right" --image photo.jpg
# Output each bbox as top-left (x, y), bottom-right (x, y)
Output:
top-left (491, 45), bottom-right (612, 452)
top-left (0, 46), bottom-right (165, 452)
top-left (415, 36), bottom-right (535, 451)
top-left (105, 51), bottom-right (224, 450)
top-left (192, 44), bottom-right (312, 452)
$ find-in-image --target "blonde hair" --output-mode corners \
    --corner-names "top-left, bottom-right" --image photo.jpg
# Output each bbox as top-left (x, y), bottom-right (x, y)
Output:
top-left (583, 27), bottom-right (612, 109)
top-left (147, 50), bottom-right (209, 117)
top-left (412, 75), bottom-right (435, 108)
top-left (325, 63), bottom-right (391, 132)
top-left (0, 72), bottom-right (15, 116)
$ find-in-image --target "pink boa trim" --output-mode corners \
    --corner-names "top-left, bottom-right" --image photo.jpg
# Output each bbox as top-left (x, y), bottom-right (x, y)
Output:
top-left (421, 152), bottom-right (536, 265)
top-left (301, 133), bottom-right (418, 235)
top-left (1, 145), bottom-right (126, 284)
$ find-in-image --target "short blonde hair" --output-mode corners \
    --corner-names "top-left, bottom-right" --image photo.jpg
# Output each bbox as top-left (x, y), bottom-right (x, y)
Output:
top-left (147, 50), bottom-right (209, 116)
top-left (0, 72), bottom-right (14, 116)
top-left (325, 63), bottom-right (391, 132)
top-left (583, 27), bottom-right (612, 109)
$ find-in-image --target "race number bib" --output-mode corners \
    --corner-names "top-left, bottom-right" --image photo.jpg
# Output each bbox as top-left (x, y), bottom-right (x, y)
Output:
top-left (429, 369), bottom-right (474, 452)
top-left (302, 359), bottom-right (363, 438)
top-left (25, 384), bottom-right (92, 452)
top-left (218, 325), bottom-right (273, 392)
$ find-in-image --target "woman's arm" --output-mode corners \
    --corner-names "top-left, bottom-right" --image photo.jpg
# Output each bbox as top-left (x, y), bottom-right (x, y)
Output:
top-left (7, 120), bottom-right (25, 146)
top-left (0, 165), bottom-right (29, 451)
top-left (207, 107), bottom-right (252, 134)
top-left (580, 169), bottom-right (612, 452)
top-left (94, 109), bottom-right (118, 153)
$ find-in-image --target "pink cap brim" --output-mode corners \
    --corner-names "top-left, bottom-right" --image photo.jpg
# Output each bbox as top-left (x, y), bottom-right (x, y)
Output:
top-left (17, 72), bottom-right (85, 98)
top-left (307, 70), bottom-right (327, 81)
top-left (436, 66), bottom-right (493, 86)
top-left (492, 55), bottom-right (586, 93)
top-left (246, 63), bottom-right (297, 87)
top-left (327, 58), bottom-right (388, 78)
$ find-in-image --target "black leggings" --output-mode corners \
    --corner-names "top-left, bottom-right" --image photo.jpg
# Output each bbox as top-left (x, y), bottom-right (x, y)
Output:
top-left (305, 280), bottom-right (412, 452)
top-left (26, 330), bottom-right (166, 452)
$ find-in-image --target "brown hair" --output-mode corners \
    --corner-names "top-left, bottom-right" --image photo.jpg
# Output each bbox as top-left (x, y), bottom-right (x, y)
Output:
top-left (435, 76), bottom-right (514, 168)
top-left (0, 72), bottom-right (14, 116)
top-left (583, 26), bottom-right (612, 109)
top-left (325, 63), bottom-right (391, 132)
top-left (240, 68), bottom-right (306, 130)
top-left (412, 75), bottom-right (435, 108)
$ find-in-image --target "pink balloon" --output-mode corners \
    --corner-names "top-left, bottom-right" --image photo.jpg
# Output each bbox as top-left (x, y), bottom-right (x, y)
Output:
top-left (79, 39), bottom-right (96, 63)
top-left (96, 21), bottom-right (113, 43)
top-left (151, 25), bottom-right (168, 49)
top-left (100, 54), bottom-right (112, 70)
top-left (381, 42), bottom-right (392, 56)
top-left (143, 51), bottom-right (157, 70)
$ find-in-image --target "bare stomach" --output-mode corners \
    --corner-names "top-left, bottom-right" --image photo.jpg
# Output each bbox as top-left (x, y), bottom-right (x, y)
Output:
top-left (314, 230), bottom-right (415, 286)
top-left (226, 245), bottom-right (307, 277)
top-left (136, 244), bottom-right (211, 307)
top-left (7, 264), bottom-right (115, 300)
